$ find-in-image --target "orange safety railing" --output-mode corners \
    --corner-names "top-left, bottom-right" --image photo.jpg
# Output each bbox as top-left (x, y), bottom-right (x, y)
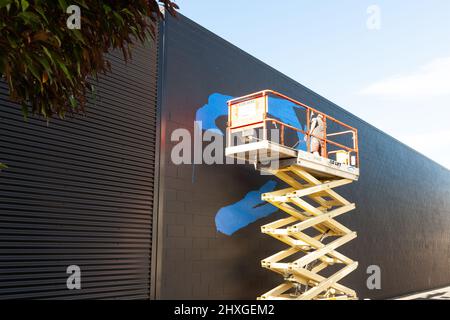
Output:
top-left (227, 90), bottom-right (359, 167)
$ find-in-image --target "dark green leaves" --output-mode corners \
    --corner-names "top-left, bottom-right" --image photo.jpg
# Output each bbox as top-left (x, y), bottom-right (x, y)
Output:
top-left (0, 0), bottom-right (178, 120)
top-left (0, 0), bottom-right (13, 9)
top-left (21, 0), bottom-right (29, 12)
top-left (17, 11), bottom-right (40, 24)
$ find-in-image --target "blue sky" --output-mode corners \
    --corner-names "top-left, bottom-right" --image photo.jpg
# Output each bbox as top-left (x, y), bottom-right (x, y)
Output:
top-left (175, 0), bottom-right (450, 169)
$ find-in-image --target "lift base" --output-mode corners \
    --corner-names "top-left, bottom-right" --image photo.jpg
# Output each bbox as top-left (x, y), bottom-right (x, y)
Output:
top-left (256, 166), bottom-right (358, 300)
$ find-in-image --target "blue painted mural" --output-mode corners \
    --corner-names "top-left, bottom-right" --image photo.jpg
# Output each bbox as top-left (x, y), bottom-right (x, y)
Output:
top-left (195, 93), bottom-right (307, 235)
top-left (215, 180), bottom-right (279, 235)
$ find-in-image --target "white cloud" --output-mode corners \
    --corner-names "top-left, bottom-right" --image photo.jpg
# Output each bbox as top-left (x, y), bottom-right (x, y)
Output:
top-left (360, 57), bottom-right (450, 99)
top-left (398, 129), bottom-right (450, 169)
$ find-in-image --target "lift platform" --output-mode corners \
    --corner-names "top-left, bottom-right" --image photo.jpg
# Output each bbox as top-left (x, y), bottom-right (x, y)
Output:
top-left (225, 90), bottom-right (360, 300)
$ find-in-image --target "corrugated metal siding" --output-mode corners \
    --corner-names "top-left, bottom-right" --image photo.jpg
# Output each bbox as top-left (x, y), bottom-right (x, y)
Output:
top-left (0, 36), bottom-right (159, 299)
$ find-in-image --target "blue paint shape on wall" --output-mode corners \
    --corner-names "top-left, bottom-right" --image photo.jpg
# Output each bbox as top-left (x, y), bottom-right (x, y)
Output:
top-left (214, 180), bottom-right (279, 235)
top-left (195, 93), bottom-right (232, 133)
top-left (267, 96), bottom-right (307, 147)
top-left (195, 93), bottom-right (308, 235)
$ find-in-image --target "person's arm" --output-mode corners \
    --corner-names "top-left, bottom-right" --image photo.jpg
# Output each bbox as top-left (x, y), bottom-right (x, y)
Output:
top-left (309, 118), bottom-right (317, 135)
top-left (305, 118), bottom-right (317, 141)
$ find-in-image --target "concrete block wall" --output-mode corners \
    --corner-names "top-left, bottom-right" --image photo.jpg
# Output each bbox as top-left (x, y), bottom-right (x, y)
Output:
top-left (155, 14), bottom-right (450, 299)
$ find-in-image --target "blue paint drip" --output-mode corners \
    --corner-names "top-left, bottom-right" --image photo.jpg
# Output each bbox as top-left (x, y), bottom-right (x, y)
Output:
top-left (215, 180), bottom-right (279, 235)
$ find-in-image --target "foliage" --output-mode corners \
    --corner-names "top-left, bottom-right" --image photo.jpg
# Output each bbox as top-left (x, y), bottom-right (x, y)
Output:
top-left (0, 0), bottom-right (178, 119)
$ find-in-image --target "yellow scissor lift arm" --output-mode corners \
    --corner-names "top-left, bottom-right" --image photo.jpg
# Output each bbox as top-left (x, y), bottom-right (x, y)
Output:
top-left (225, 90), bottom-right (360, 300)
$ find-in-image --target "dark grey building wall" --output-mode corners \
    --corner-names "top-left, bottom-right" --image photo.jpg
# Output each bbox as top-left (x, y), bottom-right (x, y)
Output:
top-left (157, 14), bottom-right (450, 299)
top-left (0, 38), bottom-right (159, 298)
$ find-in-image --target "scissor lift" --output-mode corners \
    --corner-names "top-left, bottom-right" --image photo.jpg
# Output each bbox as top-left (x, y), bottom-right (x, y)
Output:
top-left (225, 90), bottom-right (360, 300)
